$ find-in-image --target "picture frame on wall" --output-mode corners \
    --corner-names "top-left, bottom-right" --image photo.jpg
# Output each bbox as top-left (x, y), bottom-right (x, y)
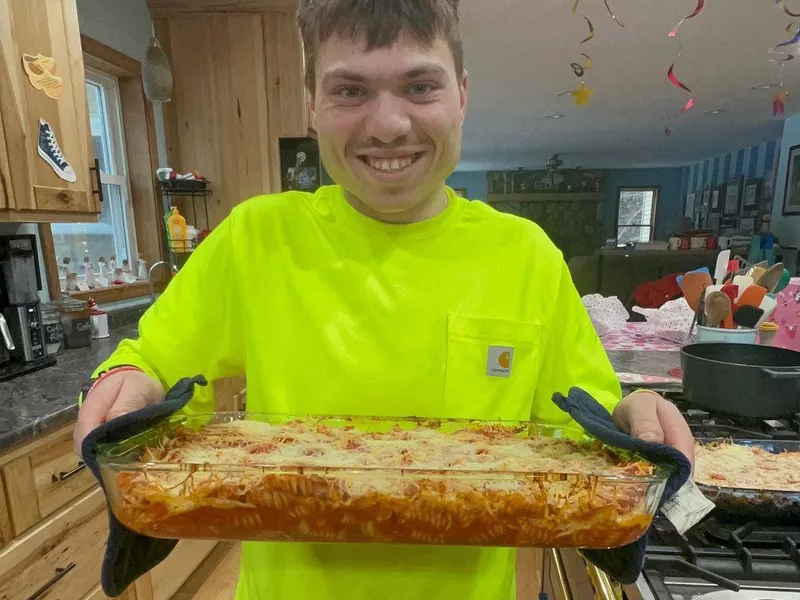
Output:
top-left (782, 144), bottom-right (800, 215)
top-left (743, 178), bottom-right (762, 210)
top-left (724, 176), bottom-right (743, 216)
top-left (708, 213), bottom-right (721, 234)
top-left (711, 187), bottom-right (721, 212)
top-left (685, 193), bottom-right (696, 219)
top-left (701, 184), bottom-right (711, 209)
top-left (739, 217), bottom-right (756, 232)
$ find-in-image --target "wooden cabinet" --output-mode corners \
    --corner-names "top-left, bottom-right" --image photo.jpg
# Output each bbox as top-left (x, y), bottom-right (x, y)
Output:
top-left (0, 425), bottom-right (221, 599)
top-left (0, 425), bottom-right (94, 536)
top-left (0, 0), bottom-right (100, 222)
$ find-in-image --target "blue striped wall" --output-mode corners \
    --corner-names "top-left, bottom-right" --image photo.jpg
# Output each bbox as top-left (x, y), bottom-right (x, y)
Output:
top-left (683, 139), bottom-right (779, 197)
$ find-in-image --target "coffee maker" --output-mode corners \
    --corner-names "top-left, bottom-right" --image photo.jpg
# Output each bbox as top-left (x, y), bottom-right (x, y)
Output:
top-left (0, 234), bottom-right (53, 380)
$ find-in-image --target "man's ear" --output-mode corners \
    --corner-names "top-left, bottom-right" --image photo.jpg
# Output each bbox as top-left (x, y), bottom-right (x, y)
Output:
top-left (460, 69), bottom-right (469, 122)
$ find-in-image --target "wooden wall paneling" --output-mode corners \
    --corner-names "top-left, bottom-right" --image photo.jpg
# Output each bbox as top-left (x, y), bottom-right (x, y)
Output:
top-left (227, 15), bottom-right (272, 202)
top-left (0, 98), bottom-right (12, 209)
top-left (0, 0), bottom-right (34, 210)
top-left (153, 19), bottom-right (181, 172)
top-left (263, 11), bottom-right (308, 193)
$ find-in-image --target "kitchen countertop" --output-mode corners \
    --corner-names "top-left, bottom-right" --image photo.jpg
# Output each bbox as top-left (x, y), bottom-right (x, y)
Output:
top-left (0, 324), bottom-right (138, 453)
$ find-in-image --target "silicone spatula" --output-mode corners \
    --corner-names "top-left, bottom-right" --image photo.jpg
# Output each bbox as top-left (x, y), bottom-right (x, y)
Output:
top-left (714, 250), bottom-right (731, 285)
top-left (737, 285), bottom-right (767, 308)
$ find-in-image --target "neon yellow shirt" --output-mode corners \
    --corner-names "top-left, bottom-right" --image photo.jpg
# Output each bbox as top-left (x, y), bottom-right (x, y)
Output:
top-left (95, 185), bottom-right (620, 600)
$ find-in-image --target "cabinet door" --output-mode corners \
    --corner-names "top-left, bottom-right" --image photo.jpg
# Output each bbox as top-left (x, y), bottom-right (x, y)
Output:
top-left (0, 0), bottom-right (98, 214)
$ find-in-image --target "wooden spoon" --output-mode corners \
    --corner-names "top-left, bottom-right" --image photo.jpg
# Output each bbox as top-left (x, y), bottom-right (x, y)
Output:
top-left (756, 262), bottom-right (784, 293)
top-left (704, 291), bottom-right (731, 328)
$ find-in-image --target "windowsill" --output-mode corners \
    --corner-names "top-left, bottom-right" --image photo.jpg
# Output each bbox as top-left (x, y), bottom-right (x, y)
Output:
top-left (67, 279), bottom-right (167, 303)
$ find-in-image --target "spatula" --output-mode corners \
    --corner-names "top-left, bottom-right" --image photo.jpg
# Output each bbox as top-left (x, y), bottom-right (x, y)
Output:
top-left (774, 268), bottom-right (792, 294)
top-left (720, 284), bottom-right (739, 304)
top-left (714, 250), bottom-right (731, 285)
top-left (737, 284), bottom-right (767, 308)
top-left (732, 275), bottom-right (754, 298)
top-left (733, 305), bottom-right (764, 329)
top-left (756, 262), bottom-right (784, 293)
top-left (756, 294), bottom-right (778, 327)
top-left (679, 272), bottom-right (712, 312)
top-left (705, 291), bottom-right (731, 328)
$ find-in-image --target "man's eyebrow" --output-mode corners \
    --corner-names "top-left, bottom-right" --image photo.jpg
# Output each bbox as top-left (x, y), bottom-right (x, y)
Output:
top-left (320, 63), bottom-right (449, 85)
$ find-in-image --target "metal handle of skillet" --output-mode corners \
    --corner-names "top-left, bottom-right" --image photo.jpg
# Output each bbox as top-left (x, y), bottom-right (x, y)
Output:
top-left (761, 367), bottom-right (800, 380)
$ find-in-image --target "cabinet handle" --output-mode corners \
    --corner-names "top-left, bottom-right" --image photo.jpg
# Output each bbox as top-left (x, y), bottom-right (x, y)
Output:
top-left (27, 562), bottom-right (76, 600)
top-left (52, 461), bottom-right (86, 482)
top-left (89, 158), bottom-right (104, 203)
top-left (549, 549), bottom-right (573, 600)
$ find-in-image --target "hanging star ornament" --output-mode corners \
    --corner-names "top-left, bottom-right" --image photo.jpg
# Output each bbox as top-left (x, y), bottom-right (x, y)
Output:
top-left (774, 90), bottom-right (788, 116)
top-left (571, 82), bottom-right (594, 106)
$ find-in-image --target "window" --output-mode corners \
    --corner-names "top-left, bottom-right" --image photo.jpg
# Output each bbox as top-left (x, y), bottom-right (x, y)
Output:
top-left (51, 68), bottom-right (139, 291)
top-left (616, 188), bottom-right (658, 244)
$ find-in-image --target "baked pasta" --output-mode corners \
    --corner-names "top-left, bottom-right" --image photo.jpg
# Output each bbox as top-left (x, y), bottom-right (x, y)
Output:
top-left (100, 415), bottom-right (667, 548)
top-left (695, 441), bottom-right (800, 492)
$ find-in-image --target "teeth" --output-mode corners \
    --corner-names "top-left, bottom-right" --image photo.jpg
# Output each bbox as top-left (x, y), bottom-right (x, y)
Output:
top-left (367, 156), bottom-right (415, 172)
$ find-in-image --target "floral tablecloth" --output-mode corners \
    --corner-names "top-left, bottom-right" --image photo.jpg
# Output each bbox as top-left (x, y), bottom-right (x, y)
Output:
top-left (600, 323), bottom-right (681, 353)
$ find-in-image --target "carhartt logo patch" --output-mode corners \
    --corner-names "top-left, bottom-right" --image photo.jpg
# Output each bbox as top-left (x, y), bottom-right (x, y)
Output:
top-left (486, 346), bottom-right (513, 377)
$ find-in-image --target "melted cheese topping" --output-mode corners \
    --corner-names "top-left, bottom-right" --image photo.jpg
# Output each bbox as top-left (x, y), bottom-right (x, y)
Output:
top-left (695, 442), bottom-right (800, 492)
top-left (143, 419), bottom-right (653, 477)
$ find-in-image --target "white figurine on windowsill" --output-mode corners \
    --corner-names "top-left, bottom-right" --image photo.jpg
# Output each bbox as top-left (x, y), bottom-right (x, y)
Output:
top-left (109, 255), bottom-right (117, 273)
top-left (61, 256), bottom-right (73, 278)
top-left (98, 257), bottom-right (108, 279)
top-left (137, 253), bottom-right (147, 280)
top-left (122, 258), bottom-right (131, 273)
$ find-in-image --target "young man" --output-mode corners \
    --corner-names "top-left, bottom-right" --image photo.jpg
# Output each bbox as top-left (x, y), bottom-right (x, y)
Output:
top-left (74, 1), bottom-right (693, 598)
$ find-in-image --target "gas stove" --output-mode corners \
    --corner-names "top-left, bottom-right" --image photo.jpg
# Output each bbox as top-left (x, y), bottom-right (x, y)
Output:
top-left (664, 392), bottom-right (800, 441)
top-left (623, 393), bottom-right (800, 600)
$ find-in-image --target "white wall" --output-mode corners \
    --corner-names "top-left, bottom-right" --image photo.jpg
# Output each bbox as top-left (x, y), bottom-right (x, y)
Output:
top-left (772, 115), bottom-right (800, 248)
top-left (76, 0), bottom-right (168, 166)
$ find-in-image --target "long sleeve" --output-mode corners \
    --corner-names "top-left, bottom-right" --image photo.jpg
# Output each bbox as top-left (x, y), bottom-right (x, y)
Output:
top-left (532, 260), bottom-right (621, 423)
top-left (90, 213), bottom-right (245, 413)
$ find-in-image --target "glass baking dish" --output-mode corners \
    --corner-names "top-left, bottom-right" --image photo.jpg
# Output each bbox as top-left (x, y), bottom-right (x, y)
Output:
top-left (96, 412), bottom-right (670, 549)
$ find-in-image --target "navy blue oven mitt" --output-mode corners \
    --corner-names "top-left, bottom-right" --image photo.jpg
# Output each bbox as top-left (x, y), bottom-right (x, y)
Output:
top-left (552, 387), bottom-right (692, 584)
top-left (81, 375), bottom-right (207, 598)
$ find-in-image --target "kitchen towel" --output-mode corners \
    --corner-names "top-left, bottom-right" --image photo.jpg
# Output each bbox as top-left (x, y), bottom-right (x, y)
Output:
top-left (81, 375), bottom-right (207, 598)
top-left (552, 387), bottom-right (692, 584)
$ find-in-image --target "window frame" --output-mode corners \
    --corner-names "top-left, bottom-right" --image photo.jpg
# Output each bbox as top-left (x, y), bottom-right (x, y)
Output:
top-left (39, 36), bottom-right (166, 303)
top-left (615, 186), bottom-right (660, 243)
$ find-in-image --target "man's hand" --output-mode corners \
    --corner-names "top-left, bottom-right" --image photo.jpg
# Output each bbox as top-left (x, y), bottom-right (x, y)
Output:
top-left (612, 390), bottom-right (695, 470)
top-left (73, 370), bottom-right (165, 458)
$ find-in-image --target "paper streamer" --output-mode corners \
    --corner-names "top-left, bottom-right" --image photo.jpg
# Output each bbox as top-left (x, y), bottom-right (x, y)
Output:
top-left (603, 0), bottom-right (624, 27)
top-left (777, 0), bottom-right (800, 18)
top-left (579, 15), bottom-right (595, 45)
top-left (570, 53), bottom-right (592, 77)
top-left (664, 0), bottom-right (705, 136)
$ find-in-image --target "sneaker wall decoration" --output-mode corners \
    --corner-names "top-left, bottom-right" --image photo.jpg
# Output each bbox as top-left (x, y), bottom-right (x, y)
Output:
top-left (22, 54), bottom-right (63, 99)
top-left (38, 119), bottom-right (76, 183)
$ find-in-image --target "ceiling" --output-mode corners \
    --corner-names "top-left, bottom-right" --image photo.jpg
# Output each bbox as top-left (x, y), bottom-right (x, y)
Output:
top-left (457, 0), bottom-right (796, 171)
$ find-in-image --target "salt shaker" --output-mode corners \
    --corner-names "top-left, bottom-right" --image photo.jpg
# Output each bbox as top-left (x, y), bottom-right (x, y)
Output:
top-left (88, 298), bottom-right (109, 339)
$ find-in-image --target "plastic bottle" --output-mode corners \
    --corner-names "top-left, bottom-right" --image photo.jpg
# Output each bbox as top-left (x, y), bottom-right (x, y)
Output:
top-left (168, 206), bottom-right (188, 252)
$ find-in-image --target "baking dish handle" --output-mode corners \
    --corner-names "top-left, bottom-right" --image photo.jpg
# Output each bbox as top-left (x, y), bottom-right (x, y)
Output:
top-left (761, 367), bottom-right (800, 380)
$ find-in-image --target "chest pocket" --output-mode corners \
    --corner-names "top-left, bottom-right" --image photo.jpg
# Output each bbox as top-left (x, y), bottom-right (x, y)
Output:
top-left (442, 314), bottom-right (542, 421)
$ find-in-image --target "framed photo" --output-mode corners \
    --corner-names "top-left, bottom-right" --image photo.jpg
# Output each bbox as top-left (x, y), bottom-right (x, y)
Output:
top-left (452, 188), bottom-right (468, 198)
top-left (743, 178), bottom-right (762, 210)
top-left (685, 193), bottom-right (696, 219)
top-left (782, 144), bottom-right (800, 215)
top-left (724, 176), bottom-right (743, 216)
top-left (739, 217), bottom-right (756, 232)
top-left (711, 186), bottom-right (722, 212)
top-left (708, 213), bottom-right (721, 233)
top-left (701, 184), bottom-right (711, 209)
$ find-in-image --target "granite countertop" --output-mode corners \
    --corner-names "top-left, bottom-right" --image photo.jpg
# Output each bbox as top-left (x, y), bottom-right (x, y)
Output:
top-left (0, 324), bottom-right (138, 453)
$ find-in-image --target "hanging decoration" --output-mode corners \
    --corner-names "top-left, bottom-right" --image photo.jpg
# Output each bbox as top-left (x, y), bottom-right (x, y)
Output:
top-left (567, 4), bottom-right (595, 106)
top-left (561, 1), bottom-right (625, 107)
top-left (768, 1), bottom-right (800, 116)
top-left (664, 0), bottom-right (706, 136)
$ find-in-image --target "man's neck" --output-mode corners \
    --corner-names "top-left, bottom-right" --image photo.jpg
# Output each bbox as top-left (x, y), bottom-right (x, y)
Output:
top-left (343, 186), bottom-right (449, 224)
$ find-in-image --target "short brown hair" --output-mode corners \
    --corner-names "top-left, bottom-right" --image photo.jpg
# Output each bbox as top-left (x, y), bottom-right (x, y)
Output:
top-left (297, 0), bottom-right (463, 92)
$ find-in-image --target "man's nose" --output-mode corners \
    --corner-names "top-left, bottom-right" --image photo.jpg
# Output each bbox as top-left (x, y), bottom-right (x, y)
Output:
top-left (364, 92), bottom-right (412, 144)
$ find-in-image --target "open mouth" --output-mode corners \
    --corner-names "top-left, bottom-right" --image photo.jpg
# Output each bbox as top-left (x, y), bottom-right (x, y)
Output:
top-left (358, 153), bottom-right (424, 174)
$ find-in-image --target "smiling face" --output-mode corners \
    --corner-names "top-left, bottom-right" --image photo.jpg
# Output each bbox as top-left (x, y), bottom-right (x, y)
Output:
top-left (311, 33), bottom-right (468, 223)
